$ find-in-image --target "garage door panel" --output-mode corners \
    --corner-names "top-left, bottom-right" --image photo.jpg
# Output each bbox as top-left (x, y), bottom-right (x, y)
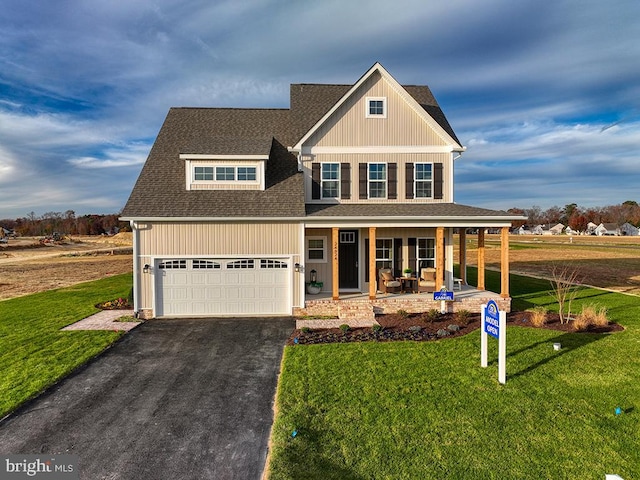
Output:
top-left (156, 258), bottom-right (289, 317)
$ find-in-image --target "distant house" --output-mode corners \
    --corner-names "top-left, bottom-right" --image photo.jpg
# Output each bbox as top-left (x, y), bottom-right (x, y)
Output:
top-left (586, 222), bottom-right (598, 235)
top-left (549, 223), bottom-right (565, 235)
top-left (595, 223), bottom-right (621, 236)
top-left (620, 222), bottom-right (639, 236)
top-left (516, 225), bottom-right (531, 235)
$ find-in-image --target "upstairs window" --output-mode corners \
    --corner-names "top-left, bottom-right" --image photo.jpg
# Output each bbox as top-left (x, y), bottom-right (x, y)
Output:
top-left (415, 163), bottom-right (433, 198)
top-left (366, 97), bottom-right (387, 118)
top-left (321, 163), bottom-right (340, 198)
top-left (194, 166), bottom-right (214, 181)
top-left (368, 163), bottom-right (387, 198)
top-left (193, 165), bottom-right (258, 183)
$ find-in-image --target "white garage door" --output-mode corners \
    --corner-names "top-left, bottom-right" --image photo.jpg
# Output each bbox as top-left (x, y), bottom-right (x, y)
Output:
top-left (156, 258), bottom-right (290, 317)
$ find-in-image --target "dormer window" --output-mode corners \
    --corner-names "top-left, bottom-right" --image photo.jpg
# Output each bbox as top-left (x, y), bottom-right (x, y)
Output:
top-left (366, 97), bottom-right (387, 118)
top-left (182, 155), bottom-right (265, 191)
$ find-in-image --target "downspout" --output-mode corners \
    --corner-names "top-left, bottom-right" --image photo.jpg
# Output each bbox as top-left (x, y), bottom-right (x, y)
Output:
top-left (130, 220), bottom-right (140, 318)
top-left (288, 147), bottom-right (302, 172)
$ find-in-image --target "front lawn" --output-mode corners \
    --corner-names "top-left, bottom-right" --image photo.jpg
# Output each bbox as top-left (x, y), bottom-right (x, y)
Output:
top-left (267, 272), bottom-right (640, 479)
top-left (0, 274), bottom-right (132, 418)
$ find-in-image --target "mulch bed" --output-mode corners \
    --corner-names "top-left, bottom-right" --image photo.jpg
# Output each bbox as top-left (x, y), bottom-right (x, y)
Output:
top-left (287, 311), bottom-right (623, 346)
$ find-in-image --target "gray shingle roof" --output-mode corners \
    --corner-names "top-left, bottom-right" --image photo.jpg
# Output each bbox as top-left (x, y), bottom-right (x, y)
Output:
top-left (122, 72), bottom-right (468, 219)
top-left (305, 203), bottom-right (514, 218)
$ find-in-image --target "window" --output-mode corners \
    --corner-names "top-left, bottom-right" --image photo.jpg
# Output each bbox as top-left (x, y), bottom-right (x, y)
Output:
top-left (194, 166), bottom-right (214, 181)
top-left (366, 97), bottom-right (386, 118)
top-left (227, 259), bottom-right (254, 269)
top-left (192, 260), bottom-right (220, 269)
top-left (158, 260), bottom-right (187, 269)
top-left (417, 238), bottom-right (435, 271)
top-left (321, 163), bottom-right (339, 198)
top-left (261, 259), bottom-right (288, 269)
top-left (306, 236), bottom-right (327, 262)
top-left (369, 163), bottom-right (387, 198)
top-left (193, 165), bottom-right (257, 183)
top-left (415, 163), bottom-right (433, 198)
top-left (376, 238), bottom-right (393, 270)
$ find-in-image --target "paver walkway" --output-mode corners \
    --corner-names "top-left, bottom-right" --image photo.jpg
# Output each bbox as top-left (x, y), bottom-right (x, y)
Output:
top-left (61, 309), bottom-right (141, 331)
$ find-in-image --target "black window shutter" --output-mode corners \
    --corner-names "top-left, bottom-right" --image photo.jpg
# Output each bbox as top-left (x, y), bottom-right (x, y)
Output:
top-left (388, 163), bottom-right (397, 199)
top-left (393, 238), bottom-right (402, 277)
top-left (340, 163), bottom-right (351, 199)
top-left (364, 238), bottom-right (369, 279)
top-left (359, 163), bottom-right (368, 199)
top-left (408, 237), bottom-right (417, 272)
top-left (434, 163), bottom-right (443, 199)
top-left (312, 163), bottom-right (321, 199)
top-left (405, 163), bottom-right (414, 199)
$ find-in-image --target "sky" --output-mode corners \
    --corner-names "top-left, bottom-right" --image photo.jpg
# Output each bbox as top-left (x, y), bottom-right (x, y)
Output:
top-left (1, 0), bottom-right (639, 219)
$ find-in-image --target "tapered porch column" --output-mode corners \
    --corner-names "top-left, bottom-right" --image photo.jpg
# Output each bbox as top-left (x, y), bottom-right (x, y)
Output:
top-left (477, 229), bottom-right (485, 290)
top-left (459, 229), bottom-right (467, 285)
top-left (436, 227), bottom-right (445, 290)
top-left (332, 227), bottom-right (339, 300)
top-left (501, 226), bottom-right (510, 298)
top-left (369, 227), bottom-right (377, 300)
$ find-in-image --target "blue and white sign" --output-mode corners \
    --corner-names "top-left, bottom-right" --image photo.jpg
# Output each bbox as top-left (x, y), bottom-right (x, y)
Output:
top-left (484, 299), bottom-right (500, 339)
top-left (433, 291), bottom-right (454, 301)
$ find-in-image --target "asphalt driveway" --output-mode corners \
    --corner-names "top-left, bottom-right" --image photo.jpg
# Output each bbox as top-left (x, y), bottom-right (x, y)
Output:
top-left (0, 317), bottom-right (295, 479)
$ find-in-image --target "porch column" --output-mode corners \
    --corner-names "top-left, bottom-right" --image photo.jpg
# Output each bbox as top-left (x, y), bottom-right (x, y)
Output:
top-left (436, 226), bottom-right (445, 290)
top-left (369, 227), bottom-right (377, 300)
top-left (459, 229), bottom-right (467, 285)
top-left (477, 229), bottom-right (485, 290)
top-left (501, 226), bottom-right (510, 298)
top-left (332, 227), bottom-right (339, 300)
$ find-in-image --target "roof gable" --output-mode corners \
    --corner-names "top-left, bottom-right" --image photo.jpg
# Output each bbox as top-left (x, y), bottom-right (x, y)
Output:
top-left (293, 62), bottom-right (463, 150)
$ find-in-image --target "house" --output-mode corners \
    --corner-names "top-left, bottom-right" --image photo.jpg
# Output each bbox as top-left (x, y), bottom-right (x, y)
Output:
top-left (595, 223), bottom-right (621, 236)
top-left (586, 222), bottom-right (598, 235)
top-left (549, 223), bottom-right (565, 235)
top-left (620, 222), bottom-right (639, 236)
top-left (121, 63), bottom-right (524, 320)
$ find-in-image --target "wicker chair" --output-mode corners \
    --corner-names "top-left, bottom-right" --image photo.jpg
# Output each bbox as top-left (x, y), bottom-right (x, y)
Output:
top-left (378, 268), bottom-right (401, 293)
top-left (418, 267), bottom-right (436, 293)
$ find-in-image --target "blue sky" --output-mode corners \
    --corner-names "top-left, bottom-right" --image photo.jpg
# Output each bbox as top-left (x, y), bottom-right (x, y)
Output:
top-left (1, 0), bottom-right (639, 218)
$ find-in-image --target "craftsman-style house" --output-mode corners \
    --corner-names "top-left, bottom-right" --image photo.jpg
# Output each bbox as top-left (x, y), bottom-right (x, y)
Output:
top-left (121, 63), bottom-right (522, 319)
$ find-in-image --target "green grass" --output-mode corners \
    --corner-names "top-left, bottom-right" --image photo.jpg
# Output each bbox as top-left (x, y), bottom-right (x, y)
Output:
top-left (267, 271), bottom-right (640, 479)
top-left (0, 274), bottom-right (132, 418)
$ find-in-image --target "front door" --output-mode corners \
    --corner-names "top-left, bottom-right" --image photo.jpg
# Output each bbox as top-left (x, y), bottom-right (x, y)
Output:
top-left (338, 230), bottom-right (359, 289)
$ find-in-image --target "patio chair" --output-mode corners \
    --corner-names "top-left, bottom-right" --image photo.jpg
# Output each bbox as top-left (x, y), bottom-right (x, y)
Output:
top-left (378, 268), bottom-right (401, 293)
top-left (418, 267), bottom-right (436, 293)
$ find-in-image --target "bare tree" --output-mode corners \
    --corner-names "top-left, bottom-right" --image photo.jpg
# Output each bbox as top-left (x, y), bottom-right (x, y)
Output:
top-left (550, 265), bottom-right (581, 324)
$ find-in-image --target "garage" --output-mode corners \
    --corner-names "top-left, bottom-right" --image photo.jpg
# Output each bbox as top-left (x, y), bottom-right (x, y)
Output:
top-left (155, 258), bottom-right (290, 317)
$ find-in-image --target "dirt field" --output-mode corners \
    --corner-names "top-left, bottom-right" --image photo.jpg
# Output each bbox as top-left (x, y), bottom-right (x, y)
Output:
top-left (0, 234), bottom-right (133, 300)
top-left (459, 234), bottom-right (640, 296)
top-left (1, 233), bottom-right (639, 301)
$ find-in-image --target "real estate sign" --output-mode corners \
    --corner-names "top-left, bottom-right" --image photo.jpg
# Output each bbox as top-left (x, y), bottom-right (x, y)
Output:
top-left (481, 300), bottom-right (507, 384)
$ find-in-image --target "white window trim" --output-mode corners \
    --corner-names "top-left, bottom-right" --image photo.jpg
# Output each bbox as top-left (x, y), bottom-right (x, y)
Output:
top-left (368, 162), bottom-right (387, 200)
top-left (321, 162), bottom-right (340, 199)
top-left (185, 160), bottom-right (264, 190)
top-left (365, 96), bottom-right (387, 118)
top-left (375, 238), bottom-right (394, 269)
top-left (414, 162), bottom-right (434, 199)
top-left (416, 237), bottom-right (436, 272)
top-left (306, 236), bottom-right (327, 263)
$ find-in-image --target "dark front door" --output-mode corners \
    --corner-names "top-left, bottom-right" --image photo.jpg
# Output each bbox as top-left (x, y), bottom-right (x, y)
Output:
top-left (338, 230), bottom-right (359, 289)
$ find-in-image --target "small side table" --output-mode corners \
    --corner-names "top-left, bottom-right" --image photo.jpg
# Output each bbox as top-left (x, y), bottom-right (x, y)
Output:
top-left (453, 277), bottom-right (463, 290)
top-left (397, 276), bottom-right (418, 293)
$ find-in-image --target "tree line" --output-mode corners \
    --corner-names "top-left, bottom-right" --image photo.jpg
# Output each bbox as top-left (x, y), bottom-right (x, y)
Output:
top-left (507, 201), bottom-right (640, 231)
top-left (0, 211), bottom-right (128, 237)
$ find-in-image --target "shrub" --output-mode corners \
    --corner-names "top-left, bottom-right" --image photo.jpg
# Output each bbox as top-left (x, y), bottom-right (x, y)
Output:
top-left (301, 326), bottom-right (312, 334)
top-left (397, 309), bottom-right (409, 318)
top-left (425, 309), bottom-right (442, 323)
top-left (372, 324), bottom-right (383, 333)
top-left (456, 309), bottom-right (471, 325)
top-left (339, 324), bottom-right (350, 333)
top-left (573, 304), bottom-right (609, 331)
top-left (528, 306), bottom-right (548, 327)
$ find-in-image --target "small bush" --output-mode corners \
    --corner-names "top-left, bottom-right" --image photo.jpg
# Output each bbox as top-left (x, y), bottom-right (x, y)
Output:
top-left (425, 309), bottom-right (442, 323)
top-left (397, 309), bottom-right (409, 318)
top-left (528, 306), bottom-right (548, 327)
top-left (339, 324), bottom-right (350, 333)
top-left (456, 309), bottom-right (471, 325)
top-left (573, 304), bottom-right (609, 331)
top-left (372, 324), bottom-right (383, 333)
top-left (301, 326), bottom-right (312, 334)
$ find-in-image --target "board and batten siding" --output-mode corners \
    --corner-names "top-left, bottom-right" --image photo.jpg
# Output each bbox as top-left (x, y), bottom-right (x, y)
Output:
top-left (303, 152), bottom-right (451, 203)
top-left (306, 71), bottom-right (449, 148)
top-left (136, 221), bottom-right (302, 314)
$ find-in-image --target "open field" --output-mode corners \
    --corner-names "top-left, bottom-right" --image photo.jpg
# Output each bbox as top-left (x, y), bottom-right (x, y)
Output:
top-left (0, 234), bottom-right (132, 301)
top-left (458, 234), bottom-right (640, 296)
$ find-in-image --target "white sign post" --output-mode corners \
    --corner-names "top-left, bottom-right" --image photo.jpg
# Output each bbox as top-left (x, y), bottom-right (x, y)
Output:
top-left (481, 300), bottom-right (507, 384)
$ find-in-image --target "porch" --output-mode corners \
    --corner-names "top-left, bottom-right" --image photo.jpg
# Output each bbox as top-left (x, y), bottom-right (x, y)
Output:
top-left (293, 284), bottom-right (510, 329)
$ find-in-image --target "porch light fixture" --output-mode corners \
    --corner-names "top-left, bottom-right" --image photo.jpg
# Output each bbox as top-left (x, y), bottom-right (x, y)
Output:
top-left (294, 262), bottom-right (301, 272)
top-left (143, 264), bottom-right (150, 273)
top-left (310, 269), bottom-right (317, 283)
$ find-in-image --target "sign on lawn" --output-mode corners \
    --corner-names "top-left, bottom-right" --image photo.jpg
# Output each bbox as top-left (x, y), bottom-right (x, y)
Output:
top-left (481, 299), bottom-right (507, 384)
top-left (484, 300), bottom-right (500, 338)
top-left (433, 291), bottom-right (454, 301)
